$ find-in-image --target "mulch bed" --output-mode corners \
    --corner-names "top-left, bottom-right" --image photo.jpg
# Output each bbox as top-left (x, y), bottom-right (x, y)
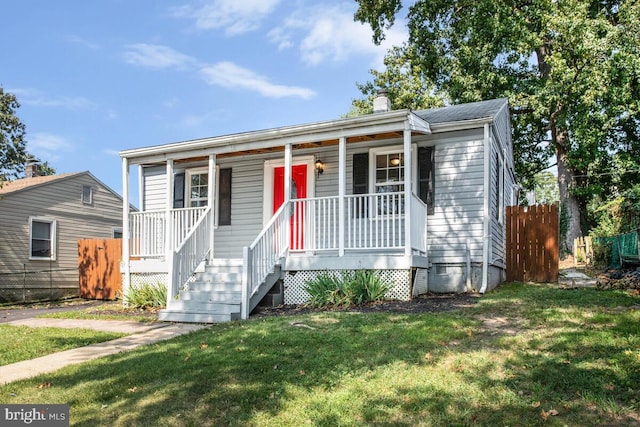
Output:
top-left (253, 292), bottom-right (481, 317)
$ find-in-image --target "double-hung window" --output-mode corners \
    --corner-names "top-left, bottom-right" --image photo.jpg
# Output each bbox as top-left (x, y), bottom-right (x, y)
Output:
top-left (371, 147), bottom-right (408, 216)
top-left (187, 168), bottom-right (209, 208)
top-left (29, 217), bottom-right (56, 260)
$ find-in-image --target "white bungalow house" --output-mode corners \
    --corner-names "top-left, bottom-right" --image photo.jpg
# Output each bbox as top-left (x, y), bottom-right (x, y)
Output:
top-left (119, 97), bottom-right (517, 323)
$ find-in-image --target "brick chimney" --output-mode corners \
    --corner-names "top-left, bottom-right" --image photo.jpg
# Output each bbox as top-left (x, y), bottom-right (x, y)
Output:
top-left (373, 89), bottom-right (391, 113)
top-left (25, 161), bottom-right (40, 178)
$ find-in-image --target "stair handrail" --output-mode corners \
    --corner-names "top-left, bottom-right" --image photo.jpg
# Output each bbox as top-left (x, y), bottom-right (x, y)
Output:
top-left (241, 201), bottom-right (290, 319)
top-left (168, 206), bottom-right (213, 305)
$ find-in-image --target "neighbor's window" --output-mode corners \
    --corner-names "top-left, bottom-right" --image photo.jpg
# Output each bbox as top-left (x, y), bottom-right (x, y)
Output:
top-left (82, 185), bottom-right (93, 205)
top-left (112, 228), bottom-right (123, 239)
top-left (29, 217), bottom-right (56, 260)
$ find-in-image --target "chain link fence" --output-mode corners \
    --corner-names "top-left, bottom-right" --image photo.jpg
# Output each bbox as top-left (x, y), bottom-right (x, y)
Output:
top-left (0, 267), bottom-right (79, 304)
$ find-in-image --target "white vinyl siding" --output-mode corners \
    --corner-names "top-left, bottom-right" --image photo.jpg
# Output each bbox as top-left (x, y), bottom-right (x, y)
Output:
top-left (141, 166), bottom-right (166, 211)
top-left (423, 129), bottom-right (486, 264)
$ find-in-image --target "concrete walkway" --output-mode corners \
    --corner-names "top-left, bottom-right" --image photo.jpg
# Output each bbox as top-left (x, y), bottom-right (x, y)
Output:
top-left (1, 318), bottom-right (207, 384)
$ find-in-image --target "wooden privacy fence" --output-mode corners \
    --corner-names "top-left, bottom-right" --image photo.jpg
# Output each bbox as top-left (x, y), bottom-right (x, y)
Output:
top-left (78, 238), bottom-right (122, 300)
top-left (506, 204), bottom-right (559, 283)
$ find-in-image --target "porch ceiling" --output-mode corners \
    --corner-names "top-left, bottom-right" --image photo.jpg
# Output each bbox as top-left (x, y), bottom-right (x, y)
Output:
top-left (121, 109), bottom-right (431, 165)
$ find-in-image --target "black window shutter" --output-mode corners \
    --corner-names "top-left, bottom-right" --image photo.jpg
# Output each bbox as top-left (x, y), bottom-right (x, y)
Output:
top-left (418, 147), bottom-right (435, 215)
top-left (352, 153), bottom-right (368, 194)
top-left (173, 173), bottom-right (185, 209)
top-left (218, 168), bottom-right (232, 225)
top-left (352, 153), bottom-right (368, 218)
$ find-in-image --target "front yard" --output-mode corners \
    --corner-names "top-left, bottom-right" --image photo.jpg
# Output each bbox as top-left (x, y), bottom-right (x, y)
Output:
top-left (1, 283), bottom-right (639, 426)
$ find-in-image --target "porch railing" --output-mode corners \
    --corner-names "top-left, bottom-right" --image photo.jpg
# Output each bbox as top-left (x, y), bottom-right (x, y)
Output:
top-left (129, 207), bottom-right (207, 258)
top-left (410, 194), bottom-right (428, 255)
top-left (169, 207), bottom-right (212, 301)
top-left (242, 202), bottom-right (290, 319)
top-left (130, 210), bottom-right (165, 257)
top-left (287, 192), bottom-right (419, 252)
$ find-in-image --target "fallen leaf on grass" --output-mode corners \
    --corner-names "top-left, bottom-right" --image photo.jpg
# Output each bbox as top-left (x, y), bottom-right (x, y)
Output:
top-left (36, 382), bottom-right (51, 389)
top-left (532, 401), bottom-right (541, 408)
top-left (128, 387), bottom-right (138, 393)
top-left (540, 408), bottom-right (559, 421)
top-left (604, 384), bottom-right (615, 391)
top-left (299, 370), bottom-right (306, 376)
top-left (200, 342), bottom-right (208, 349)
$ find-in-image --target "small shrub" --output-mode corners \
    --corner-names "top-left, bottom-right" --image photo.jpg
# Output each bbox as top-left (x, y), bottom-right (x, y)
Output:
top-left (303, 270), bottom-right (390, 308)
top-left (124, 283), bottom-right (167, 310)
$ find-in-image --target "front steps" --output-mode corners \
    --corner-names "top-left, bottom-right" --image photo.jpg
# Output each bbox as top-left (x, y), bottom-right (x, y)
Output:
top-left (159, 259), bottom-right (244, 323)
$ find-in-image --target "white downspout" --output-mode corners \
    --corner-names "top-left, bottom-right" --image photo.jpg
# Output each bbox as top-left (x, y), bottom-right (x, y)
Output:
top-left (121, 157), bottom-right (130, 302)
top-left (480, 123), bottom-right (491, 293)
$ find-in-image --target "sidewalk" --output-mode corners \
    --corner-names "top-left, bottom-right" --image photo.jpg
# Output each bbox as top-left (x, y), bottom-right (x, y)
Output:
top-left (1, 318), bottom-right (206, 384)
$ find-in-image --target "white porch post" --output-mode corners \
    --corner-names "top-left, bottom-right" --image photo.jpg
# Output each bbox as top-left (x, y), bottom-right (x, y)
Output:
top-left (208, 154), bottom-right (216, 262)
top-left (166, 160), bottom-right (175, 305)
top-left (404, 127), bottom-right (412, 257)
top-left (284, 144), bottom-right (292, 202)
top-left (284, 144), bottom-right (292, 246)
top-left (338, 136), bottom-right (346, 256)
top-left (121, 157), bottom-right (130, 302)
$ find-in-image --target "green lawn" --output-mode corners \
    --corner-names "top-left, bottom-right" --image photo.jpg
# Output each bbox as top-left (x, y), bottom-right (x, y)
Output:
top-left (39, 303), bottom-right (158, 323)
top-left (0, 325), bottom-right (126, 366)
top-left (1, 283), bottom-right (639, 426)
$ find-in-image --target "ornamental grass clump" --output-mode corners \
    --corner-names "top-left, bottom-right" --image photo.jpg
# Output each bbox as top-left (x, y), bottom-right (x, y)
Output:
top-left (304, 270), bottom-right (390, 307)
top-left (123, 282), bottom-right (167, 309)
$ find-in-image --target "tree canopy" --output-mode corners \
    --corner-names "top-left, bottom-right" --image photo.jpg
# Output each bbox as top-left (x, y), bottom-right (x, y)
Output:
top-left (354, 0), bottom-right (640, 250)
top-left (0, 87), bottom-right (55, 182)
top-left (0, 87), bottom-right (27, 183)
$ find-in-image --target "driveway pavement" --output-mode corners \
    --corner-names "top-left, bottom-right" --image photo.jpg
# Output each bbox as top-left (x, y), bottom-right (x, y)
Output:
top-left (0, 303), bottom-right (206, 384)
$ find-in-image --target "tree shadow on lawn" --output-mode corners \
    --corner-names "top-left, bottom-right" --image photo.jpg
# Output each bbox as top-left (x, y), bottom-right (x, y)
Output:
top-left (2, 284), bottom-right (639, 426)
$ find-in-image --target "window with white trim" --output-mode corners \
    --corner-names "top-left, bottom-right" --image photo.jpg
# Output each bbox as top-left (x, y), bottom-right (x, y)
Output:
top-left (82, 185), bottom-right (93, 205)
top-left (29, 217), bottom-right (56, 260)
top-left (113, 228), bottom-right (123, 239)
top-left (369, 146), bottom-right (412, 216)
top-left (187, 168), bottom-right (208, 207)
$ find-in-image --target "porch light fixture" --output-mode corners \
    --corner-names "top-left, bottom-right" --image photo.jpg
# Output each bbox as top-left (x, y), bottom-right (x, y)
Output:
top-left (315, 159), bottom-right (325, 176)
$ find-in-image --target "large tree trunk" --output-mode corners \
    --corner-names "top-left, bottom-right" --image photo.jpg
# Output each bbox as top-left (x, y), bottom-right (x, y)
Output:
top-left (555, 131), bottom-right (583, 254)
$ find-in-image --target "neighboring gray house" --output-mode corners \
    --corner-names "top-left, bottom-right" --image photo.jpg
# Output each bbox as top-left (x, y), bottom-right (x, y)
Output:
top-left (119, 97), bottom-right (518, 323)
top-left (0, 169), bottom-right (124, 302)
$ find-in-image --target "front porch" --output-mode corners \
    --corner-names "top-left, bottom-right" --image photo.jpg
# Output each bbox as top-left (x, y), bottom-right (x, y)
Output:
top-left (124, 190), bottom-right (428, 322)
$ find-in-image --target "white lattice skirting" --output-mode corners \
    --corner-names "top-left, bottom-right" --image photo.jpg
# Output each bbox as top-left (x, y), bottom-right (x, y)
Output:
top-left (124, 273), bottom-right (168, 292)
top-left (283, 269), bottom-right (412, 305)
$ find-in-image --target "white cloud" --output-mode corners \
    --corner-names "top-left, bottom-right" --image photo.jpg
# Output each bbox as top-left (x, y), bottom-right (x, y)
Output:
top-left (268, 3), bottom-right (408, 68)
top-left (123, 44), bottom-right (197, 70)
top-left (200, 61), bottom-right (316, 99)
top-left (28, 133), bottom-right (74, 162)
top-left (10, 88), bottom-right (96, 110)
top-left (172, 0), bottom-right (281, 36)
top-left (64, 35), bottom-right (101, 50)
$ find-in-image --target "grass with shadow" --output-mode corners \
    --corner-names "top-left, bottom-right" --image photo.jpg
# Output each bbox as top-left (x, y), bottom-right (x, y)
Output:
top-left (0, 325), bottom-right (126, 366)
top-left (1, 283), bottom-right (639, 426)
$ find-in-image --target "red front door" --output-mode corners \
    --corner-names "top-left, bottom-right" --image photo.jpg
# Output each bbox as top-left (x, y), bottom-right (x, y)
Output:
top-left (273, 165), bottom-right (307, 250)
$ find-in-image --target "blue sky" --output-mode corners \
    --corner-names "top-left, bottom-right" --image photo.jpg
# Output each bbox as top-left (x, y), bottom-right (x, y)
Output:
top-left (2, 0), bottom-right (408, 202)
